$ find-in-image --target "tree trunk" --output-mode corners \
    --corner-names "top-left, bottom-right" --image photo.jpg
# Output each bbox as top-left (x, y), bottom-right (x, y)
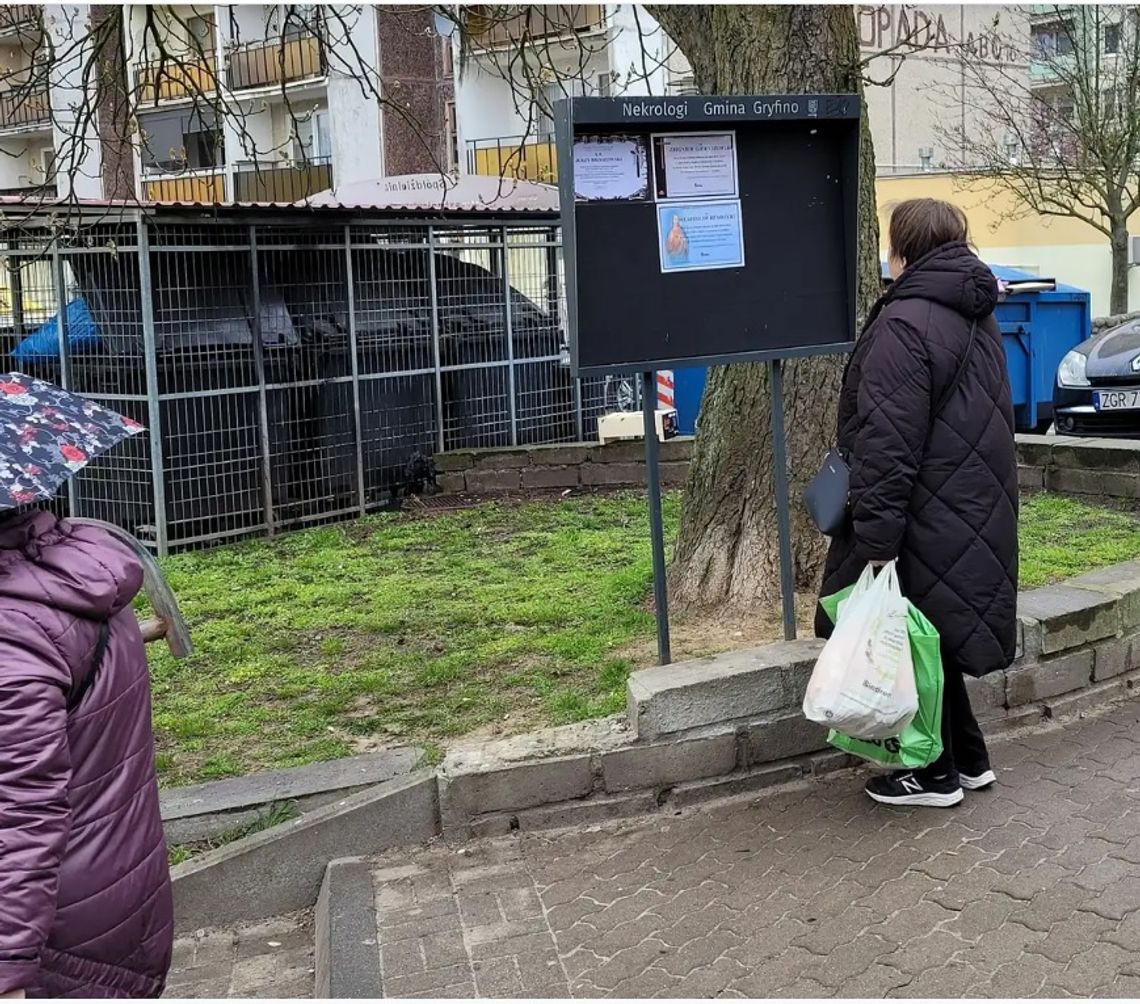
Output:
top-left (1110, 215), bottom-right (1131, 316)
top-left (644, 5), bottom-right (881, 613)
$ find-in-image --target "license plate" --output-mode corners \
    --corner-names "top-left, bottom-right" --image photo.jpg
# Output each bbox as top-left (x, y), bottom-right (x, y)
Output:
top-left (1094, 390), bottom-right (1140, 412)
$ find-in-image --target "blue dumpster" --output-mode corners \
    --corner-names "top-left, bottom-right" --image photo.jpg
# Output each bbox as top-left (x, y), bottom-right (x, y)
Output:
top-left (984, 265), bottom-right (1091, 431)
top-left (669, 263), bottom-right (1091, 435)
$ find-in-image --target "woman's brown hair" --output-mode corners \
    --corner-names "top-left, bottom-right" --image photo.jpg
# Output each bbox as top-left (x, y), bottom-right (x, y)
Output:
top-left (888, 198), bottom-right (969, 266)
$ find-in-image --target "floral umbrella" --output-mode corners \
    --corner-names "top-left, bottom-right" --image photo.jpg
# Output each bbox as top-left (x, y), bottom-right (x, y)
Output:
top-left (0, 372), bottom-right (145, 509)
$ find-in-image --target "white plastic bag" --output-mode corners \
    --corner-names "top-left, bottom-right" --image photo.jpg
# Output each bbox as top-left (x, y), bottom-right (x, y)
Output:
top-left (803, 561), bottom-right (918, 740)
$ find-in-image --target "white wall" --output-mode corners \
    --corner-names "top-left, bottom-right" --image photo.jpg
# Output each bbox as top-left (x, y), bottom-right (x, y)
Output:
top-left (0, 137), bottom-right (49, 189)
top-left (44, 4), bottom-right (102, 199)
top-left (326, 6), bottom-right (382, 184)
top-left (605, 4), bottom-right (667, 95)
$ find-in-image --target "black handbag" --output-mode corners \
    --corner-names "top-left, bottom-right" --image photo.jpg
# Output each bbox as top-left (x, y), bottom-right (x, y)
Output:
top-left (804, 321), bottom-right (978, 535)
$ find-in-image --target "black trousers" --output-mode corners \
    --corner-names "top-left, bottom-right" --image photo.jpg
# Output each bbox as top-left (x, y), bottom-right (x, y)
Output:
top-left (922, 667), bottom-right (989, 778)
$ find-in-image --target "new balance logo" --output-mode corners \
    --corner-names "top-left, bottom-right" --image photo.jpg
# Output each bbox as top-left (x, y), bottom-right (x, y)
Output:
top-left (899, 775), bottom-right (923, 794)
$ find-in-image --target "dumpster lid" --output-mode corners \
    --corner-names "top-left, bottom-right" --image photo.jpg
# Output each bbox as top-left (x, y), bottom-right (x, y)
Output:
top-left (880, 260), bottom-right (1085, 296)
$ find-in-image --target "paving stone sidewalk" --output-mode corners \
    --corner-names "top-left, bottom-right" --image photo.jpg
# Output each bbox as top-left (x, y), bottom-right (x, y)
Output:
top-left (165, 914), bottom-right (314, 998)
top-left (372, 702), bottom-right (1140, 998)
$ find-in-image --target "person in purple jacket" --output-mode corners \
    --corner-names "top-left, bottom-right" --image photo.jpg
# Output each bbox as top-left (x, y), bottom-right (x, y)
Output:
top-left (0, 508), bottom-right (173, 998)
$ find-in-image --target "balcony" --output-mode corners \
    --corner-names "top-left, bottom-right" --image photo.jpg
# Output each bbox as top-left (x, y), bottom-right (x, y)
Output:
top-left (137, 57), bottom-right (218, 104)
top-left (233, 158), bottom-right (332, 202)
top-left (468, 4), bottom-right (604, 49)
top-left (0, 5), bottom-right (40, 38)
top-left (0, 83), bottom-right (50, 131)
top-left (467, 135), bottom-right (558, 182)
top-left (226, 34), bottom-right (325, 91)
top-left (143, 171), bottom-right (226, 203)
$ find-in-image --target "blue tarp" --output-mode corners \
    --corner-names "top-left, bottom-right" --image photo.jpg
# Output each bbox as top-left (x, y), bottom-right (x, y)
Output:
top-left (11, 298), bottom-right (101, 363)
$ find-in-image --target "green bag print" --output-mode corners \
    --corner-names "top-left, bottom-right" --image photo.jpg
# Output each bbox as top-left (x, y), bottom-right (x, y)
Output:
top-left (818, 581), bottom-right (945, 769)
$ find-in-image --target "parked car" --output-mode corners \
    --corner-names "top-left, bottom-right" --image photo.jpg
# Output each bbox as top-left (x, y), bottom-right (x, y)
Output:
top-left (1054, 315), bottom-right (1140, 437)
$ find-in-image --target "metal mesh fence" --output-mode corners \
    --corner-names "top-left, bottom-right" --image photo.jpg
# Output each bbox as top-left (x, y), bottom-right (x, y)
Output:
top-left (1, 212), bottom-right (609, 552)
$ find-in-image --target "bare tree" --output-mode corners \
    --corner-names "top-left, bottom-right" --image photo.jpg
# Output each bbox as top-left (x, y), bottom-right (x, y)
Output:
top-left (945, 4), bottom-right (1140, 315)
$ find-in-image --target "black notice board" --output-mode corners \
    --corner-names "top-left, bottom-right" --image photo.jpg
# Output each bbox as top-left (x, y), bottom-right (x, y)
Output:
top-left (556, 96), bottom-right (861, 376)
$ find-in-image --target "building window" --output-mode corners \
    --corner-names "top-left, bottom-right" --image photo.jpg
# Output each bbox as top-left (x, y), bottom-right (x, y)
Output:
top-left (445, 100), bottom-right (457, 172)
top-left (1104, 21), bottom-right (1121, 54)
top-left (140, 108), bottom-right (224, 174)
top-left (186, 14), bottom-right (215, 57)
top-left (39, 146), bottom-right (55, 183)
top-left (441, 36), bottom-right (454, 78)
top-left (1032, 23), bottom-right (1074, 59)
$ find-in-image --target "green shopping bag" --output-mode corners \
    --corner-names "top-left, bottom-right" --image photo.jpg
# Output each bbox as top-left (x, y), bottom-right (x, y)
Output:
top-left (818, 581), bottom-right (944, 769)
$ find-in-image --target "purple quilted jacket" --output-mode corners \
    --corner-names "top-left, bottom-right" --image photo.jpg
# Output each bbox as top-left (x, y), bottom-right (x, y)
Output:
top-left (0, 510), bottom-right (173, 998)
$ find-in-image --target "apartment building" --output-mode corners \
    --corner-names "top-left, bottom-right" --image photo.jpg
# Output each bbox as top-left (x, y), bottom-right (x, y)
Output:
top-left (453, 4), bottom-right (1023, 181)
top-left (0, 3), bottom-right (452, 203)
top-left (456, 4), bottom-right (670, 181)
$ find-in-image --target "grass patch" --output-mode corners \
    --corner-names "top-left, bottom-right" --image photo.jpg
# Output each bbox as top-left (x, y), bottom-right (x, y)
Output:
top-left (148, 490), bottom-right (1140, 787)
top-left (1019, 493), bottom-right (1140, 588)
top-left (149, 493), bottom-right (680, 787)
top-left (167, 801), bottom-right (298, 866)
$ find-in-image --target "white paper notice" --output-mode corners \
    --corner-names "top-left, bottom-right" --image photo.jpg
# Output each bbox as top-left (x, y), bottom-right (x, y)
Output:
top-left (573, 137), bottom-right (648, 201)
top-left (658, 133), bottom-right (738, 200)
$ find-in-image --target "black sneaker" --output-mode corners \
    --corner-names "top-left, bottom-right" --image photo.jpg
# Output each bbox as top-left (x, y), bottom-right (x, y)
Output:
top-left (958, 766), bottom-right (997, 791)
top-left (865, 771), bottom-right (964, 807)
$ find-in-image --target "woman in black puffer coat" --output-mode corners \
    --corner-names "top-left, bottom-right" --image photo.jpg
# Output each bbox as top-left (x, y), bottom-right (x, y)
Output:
top-left (816, 198), bottom-right (1019, 809)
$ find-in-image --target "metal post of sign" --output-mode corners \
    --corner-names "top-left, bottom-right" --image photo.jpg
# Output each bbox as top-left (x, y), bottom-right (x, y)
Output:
top-left (642, 370), bottom-right (671, 665)
top-left (769, 359), bottom-right (797, 641)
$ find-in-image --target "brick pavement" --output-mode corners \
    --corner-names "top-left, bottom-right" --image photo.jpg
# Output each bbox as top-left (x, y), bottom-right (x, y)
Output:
top-left (165, 914), bottom-right (314, 998)
top-left (372, 701), bottom-right (1140, 998)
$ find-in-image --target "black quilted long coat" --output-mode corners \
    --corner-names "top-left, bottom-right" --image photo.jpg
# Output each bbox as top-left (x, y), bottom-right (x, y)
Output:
top-left (815, 241), bottom-right (1019, 679)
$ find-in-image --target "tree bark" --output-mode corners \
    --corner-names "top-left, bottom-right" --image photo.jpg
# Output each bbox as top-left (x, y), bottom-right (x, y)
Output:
top-left (1110, 214), bottom-right (1131, 316)
top-left (644, 5), bottom-right (882, 613)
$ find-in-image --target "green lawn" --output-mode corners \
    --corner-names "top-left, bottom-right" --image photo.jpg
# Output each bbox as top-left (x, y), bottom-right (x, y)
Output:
top-left (148, 491), bottom-right (1140, 787)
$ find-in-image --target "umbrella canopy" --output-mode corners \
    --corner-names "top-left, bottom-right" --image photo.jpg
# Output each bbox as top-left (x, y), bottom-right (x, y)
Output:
top-left (0, 372), bottom-right (144, 509)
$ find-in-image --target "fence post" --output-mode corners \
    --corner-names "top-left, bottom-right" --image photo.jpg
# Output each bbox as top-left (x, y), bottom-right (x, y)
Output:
top-left (248, 225), bottom-right (276, 536)
top-left (136, 218), bottom-right (168, 556)
top-left (51, 244), bottom-right (80, 517)
top-left (501, 225), bottom-right (518, 447)
top-left (343, 224), bottom-right (367, 515)
top-left (7, 241), bottom-right (24, 337)
top-left (427, 225), bottom-right (445, 454)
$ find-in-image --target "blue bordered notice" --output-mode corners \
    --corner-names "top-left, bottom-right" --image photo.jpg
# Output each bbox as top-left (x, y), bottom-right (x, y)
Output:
top-left (657, 199), bottom-right (745, 273)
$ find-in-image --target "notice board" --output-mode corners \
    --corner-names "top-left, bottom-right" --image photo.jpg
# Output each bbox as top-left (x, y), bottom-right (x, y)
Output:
top-left (556, 95), bottom-right (861, 376)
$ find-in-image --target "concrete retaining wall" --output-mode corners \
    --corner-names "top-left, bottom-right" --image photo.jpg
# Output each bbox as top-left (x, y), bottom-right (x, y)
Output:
top-left (1018, 434), bottom-right (1140, 498)
top-left (434, 438), bottom-right (694, 494)
top-left (438, 434), bottom-right (1140, 503)
top-left (435, 557), bottom-right (1140, 841)
top-left (1093, 311), bottom-right (1140, 335)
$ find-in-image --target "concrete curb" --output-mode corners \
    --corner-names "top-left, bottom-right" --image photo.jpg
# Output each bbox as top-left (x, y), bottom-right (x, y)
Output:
top-left (171, 771), bottom-right (439, 934)
top-left (161, 747), bottom-right (423, 845)
top-left (315, 859), bottom-right (382, 999)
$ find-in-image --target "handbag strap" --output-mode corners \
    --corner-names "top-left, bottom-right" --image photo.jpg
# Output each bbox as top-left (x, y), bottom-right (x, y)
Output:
top-left (931, 320), bottom-right (977, 422)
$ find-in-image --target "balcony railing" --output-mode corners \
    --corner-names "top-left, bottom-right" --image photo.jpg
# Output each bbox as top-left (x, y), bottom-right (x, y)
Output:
top-left (143, 171), bottom-right (226, 204)
top-left (0, 83), bottom-right (50, 130)
top-left (226, 34), bottom-right (325, 91)
top-left (233, 158), bottom-right (332, 202)
top-left (468, 4), bottom-right (604, 49)
top-left (0, 182), bottom-right (55, 199)
top-left (467, 135), bottom-right (558, 182)
top-left (0, 5), bottom-right (41, 37)
top-left (136, 56), bottom-right (218, 103)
